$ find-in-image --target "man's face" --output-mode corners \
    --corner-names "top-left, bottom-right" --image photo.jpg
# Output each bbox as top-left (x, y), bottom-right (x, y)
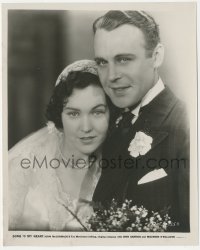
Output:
top-left (94, 24), bottom-right (157, 108)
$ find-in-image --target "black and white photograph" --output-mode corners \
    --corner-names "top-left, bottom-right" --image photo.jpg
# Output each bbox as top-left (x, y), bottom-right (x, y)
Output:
top-left (2, 2), bottom-right (198, 246)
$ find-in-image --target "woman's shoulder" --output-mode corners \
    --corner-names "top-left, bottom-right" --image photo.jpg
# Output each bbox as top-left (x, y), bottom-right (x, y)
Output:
top-left (9, 124), bottom-right (64, 173)
top-left (9, 124), bottom-right (62, 158)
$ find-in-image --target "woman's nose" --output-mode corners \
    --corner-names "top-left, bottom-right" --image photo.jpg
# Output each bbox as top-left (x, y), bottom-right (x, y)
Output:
top-left (80, 116), bottom-right (92, 133)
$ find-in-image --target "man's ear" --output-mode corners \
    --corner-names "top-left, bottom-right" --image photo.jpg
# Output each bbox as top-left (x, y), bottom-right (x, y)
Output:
top-left (152, 43), bottom-right (164, 68)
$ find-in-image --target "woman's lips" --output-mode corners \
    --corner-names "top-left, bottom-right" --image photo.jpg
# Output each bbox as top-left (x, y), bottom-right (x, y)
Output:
top-left (80, 136), bottom-right (96, 144)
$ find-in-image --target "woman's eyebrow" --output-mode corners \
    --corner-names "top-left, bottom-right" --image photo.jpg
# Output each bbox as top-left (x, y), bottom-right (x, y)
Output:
top-left (63, 104), bottom-right (107, 111)
top-left (63, 107), bottom-right (80, 111)
top-left (92, 104), bottom-right (107, 110)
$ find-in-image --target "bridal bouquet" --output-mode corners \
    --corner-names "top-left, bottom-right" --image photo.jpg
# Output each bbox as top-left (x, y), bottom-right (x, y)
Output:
top-left (86, 199), bottom-right (178, 232)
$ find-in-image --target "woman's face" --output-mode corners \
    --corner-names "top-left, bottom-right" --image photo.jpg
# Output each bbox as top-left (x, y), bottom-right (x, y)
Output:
top-left (61, 85), bottom-right (110, 156)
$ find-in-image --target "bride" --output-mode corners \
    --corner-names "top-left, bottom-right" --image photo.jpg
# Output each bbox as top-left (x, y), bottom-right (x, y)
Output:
top-left (9, 60), bottom-right (110, 231)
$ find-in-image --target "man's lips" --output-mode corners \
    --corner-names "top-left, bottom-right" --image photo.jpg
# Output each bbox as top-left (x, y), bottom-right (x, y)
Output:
top-left (110, 86), bottom-right (131, 95)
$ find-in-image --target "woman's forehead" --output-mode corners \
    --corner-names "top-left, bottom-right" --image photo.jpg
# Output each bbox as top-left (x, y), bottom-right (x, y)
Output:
top-left (64, 85), bottom-right (107, 109)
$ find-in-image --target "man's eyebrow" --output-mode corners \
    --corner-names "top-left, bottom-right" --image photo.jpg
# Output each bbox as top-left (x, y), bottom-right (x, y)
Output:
top-left (94, 57), bottom-right (107, 62)
top-left (95, 54), bottom-right (135, 62)
top-left (115, 53), bottom-right (135, 58)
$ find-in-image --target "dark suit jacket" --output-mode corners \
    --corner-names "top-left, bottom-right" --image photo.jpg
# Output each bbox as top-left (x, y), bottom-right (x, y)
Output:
top-left (93, 87), bottom-right (190, 232)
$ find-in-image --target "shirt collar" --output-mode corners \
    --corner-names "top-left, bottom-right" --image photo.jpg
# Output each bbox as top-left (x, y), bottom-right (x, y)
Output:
top-left (131, 78), bottom-right (165, 117)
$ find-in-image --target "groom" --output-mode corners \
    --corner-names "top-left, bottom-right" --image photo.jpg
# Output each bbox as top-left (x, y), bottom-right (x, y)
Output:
top-left (92, 11), bottom-right (189, 231)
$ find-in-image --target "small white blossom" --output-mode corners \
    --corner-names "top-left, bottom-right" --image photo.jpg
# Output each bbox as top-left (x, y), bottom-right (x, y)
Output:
top-left (141, 211), bottom-right (148, 218)
top-left (131, 205), bottom-right (137, 211)
top-left (86, 198), bottom-right (178, 232)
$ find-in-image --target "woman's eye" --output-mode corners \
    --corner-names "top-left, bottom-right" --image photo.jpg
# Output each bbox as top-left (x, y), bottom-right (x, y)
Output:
top-left (67, 112), bottom-right (80, 118)
top-left (93, 110), bottom-right (105, 116)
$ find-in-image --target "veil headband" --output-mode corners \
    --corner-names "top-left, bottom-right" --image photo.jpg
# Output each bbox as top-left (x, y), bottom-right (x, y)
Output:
top-left (55, 59), bottom-right (98, 86)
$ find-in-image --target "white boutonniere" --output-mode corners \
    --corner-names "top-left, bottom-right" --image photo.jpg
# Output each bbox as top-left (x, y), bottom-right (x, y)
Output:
top-left (128, 131), bottom-right (153, 157)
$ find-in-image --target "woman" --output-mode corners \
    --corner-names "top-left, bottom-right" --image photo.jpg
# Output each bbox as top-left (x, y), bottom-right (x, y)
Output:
top-left (9, 60), bottom-right (110, 231)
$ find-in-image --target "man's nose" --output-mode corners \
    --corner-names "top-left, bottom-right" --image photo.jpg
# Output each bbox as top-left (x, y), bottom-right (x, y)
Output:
top-left (80, 116), bottom-right (92, 133)
top-left (108, 63), bottom-right (120, 82)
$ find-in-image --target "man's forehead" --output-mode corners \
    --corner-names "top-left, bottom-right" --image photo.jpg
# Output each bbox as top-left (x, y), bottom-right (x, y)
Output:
top-left (94, 24), bottom-right (144, 39)
top-left (94, 25), bottom-right (146, 57)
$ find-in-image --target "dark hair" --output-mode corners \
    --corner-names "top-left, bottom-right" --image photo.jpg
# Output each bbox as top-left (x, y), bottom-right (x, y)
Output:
top-left (46, 71), bottom-right (115, 129)
top-left (93, 10), bottom-right (160, 57)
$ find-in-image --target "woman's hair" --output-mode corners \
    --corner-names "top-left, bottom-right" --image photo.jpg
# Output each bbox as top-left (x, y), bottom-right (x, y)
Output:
top-left (46, 71), bottom-right (116, 129)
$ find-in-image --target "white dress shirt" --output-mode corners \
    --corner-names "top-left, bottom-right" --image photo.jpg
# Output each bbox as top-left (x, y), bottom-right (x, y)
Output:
top-left (130, 78), bottom-right (165, 124)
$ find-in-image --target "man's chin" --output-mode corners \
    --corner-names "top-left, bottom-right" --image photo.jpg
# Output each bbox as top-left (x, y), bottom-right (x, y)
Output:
top-left (111, 100), bottom-right (137, 109)
top-left (108, 93), bottom-right (141, 109)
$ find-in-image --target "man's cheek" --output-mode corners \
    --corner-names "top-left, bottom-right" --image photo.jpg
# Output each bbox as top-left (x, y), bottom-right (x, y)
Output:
top-left (99, 72), bottom-right (107, 84)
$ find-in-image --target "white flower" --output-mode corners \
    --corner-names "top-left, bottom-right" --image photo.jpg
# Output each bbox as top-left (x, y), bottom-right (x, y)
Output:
top-left (130, 205), bottom-right (137, 211)
top-left (141, 211), bottom-right (148, 218)
top-left (112, 220), bottom-right (118, 226)
top-left (122, 203), bottom-right (127, 209)
top-left (128, 131), bottom-right (153, 157)
top-left (149, 217), bottom-right (154, 223)
top-left (162, 222), bottom-right (167, 230)
top-left (47, 121), bottom-right (56, 134)
top-left (117, 211), bottom-right (123, 218)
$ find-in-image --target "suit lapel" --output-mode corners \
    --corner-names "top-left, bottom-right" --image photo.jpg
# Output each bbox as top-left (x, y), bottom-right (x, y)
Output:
top-left (94, 87), bottom-right (178, 202)
top-left (117, 87), bottom-right (178, 155)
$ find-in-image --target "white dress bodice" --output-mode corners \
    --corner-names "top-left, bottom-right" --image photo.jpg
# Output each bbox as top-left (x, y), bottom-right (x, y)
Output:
top-left (9, 126), bottom-right (101, 231)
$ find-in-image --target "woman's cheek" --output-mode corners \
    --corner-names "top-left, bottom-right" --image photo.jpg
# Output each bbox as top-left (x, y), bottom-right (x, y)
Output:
top-left (95, 116), bottom-right (109, 134)
top-left (62, 117), bottom-right (79, 132)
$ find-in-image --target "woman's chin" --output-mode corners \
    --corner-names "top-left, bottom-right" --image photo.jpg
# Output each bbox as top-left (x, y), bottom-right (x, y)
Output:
top-left (78, 144), bottom-right (100, 156)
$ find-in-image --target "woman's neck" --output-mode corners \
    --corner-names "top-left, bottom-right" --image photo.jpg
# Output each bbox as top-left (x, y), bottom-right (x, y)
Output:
top-left (56, 139), bottom-right (99, 198)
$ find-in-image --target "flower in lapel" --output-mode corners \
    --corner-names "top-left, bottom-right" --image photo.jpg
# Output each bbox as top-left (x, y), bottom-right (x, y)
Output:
top-left (128, 131), bottom-right (153, 157)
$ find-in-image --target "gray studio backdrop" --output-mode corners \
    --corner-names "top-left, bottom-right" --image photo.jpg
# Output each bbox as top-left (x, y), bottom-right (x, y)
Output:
top-left (8, 10), bottom-right (195, 149)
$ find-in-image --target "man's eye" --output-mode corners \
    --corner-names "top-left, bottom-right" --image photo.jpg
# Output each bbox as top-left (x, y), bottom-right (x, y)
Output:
top-left (118, 57), bottom-right (130, 63)
top-left (96, 60), bottom-right (107, 67)
top-left (67, 112), bottom-right (80, 118)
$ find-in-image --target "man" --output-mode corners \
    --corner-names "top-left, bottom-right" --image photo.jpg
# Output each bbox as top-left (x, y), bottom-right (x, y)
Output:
top-left (92, 10), bottom-right (189, 232)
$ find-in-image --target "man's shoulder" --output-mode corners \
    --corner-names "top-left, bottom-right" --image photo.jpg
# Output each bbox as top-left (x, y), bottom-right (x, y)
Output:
top-left (143, 86), bottom-right (189, 136)
top-left (152, 86), bottom-right (188, 119)
top-left (163, 87), bottom-right (188, 125)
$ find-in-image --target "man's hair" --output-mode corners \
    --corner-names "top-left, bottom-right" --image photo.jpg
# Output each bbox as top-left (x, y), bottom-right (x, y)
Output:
top-left (93, 10), bottom-right (160, 57)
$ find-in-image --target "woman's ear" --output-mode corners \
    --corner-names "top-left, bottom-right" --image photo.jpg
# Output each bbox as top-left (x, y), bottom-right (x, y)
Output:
top-left (152, 43), bottom-right (164, 68)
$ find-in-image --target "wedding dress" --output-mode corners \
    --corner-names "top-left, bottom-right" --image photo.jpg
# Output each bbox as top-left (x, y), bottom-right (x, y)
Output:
top-left (9, 125), bottom-right (101, 231)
